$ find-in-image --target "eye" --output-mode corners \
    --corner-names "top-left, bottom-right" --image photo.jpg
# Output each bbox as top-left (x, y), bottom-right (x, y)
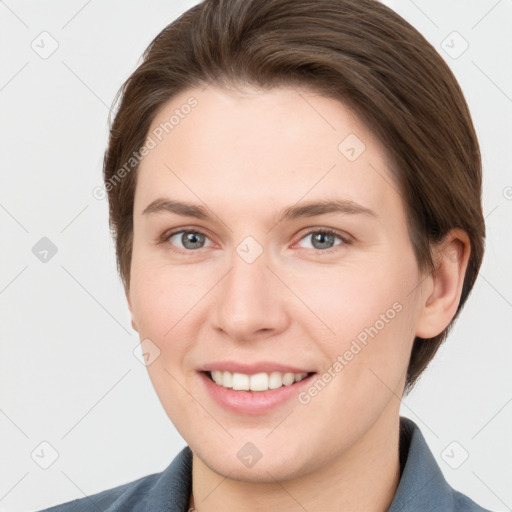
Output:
top-left (160, 227), bottom-right (350, 254)
top-left (165, 229), bottom-right (213, 252)
top-left (295, 228), bottom-right (349, 252)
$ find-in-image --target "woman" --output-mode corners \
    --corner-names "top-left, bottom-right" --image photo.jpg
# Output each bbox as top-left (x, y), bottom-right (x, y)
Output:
top-left (38, 0), bottom-right (492, 510)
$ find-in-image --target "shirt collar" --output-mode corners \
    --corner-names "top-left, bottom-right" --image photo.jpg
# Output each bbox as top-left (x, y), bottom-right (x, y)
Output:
top-left (387, 416), bottom-right (456, 512)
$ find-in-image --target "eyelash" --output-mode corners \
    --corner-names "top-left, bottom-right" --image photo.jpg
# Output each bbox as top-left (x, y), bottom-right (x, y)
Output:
top-left (158, 227), bottom-right (352, 255)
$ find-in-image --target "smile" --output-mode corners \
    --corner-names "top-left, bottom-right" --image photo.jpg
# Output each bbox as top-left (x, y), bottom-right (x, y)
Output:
top-left (207, 370), bottom-right (311, 391)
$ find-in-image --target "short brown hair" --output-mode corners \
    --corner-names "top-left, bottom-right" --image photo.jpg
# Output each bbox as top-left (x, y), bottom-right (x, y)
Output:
top-left (103, 0), bottom-right (485, 393)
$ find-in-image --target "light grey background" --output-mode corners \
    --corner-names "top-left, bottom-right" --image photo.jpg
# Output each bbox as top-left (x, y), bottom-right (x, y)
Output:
top-left (1, 1), bottom-right (511, 511)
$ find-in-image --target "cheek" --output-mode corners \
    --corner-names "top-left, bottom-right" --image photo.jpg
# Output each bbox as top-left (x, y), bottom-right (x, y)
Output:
top-left (296, 252), bottom-right (418, 396)
top-left (129, 264), bottom-right (202, 428)
top-left (289, 257), bottom-right (413, 345)
top-left (129, 256), bottom-right (205, 336)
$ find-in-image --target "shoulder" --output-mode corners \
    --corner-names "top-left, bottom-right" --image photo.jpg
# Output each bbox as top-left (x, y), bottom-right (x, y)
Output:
top-left (451, 488), bottom-right (495, 512)
top-left (34, 446), bottom-right (193, 512)
top-left (35, 472), bottom-right (160, 512)
top-left (390, 417), bottom-right (496, 512)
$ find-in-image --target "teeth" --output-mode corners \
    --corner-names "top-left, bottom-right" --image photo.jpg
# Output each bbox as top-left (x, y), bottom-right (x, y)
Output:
top-left (222, 371), bottom-right (233, 388)
top-left (249, 372), bottom-right (268, 391)
top-left (269, 371), bottom-right (283, 389)
top-left (232, 372), bottom-right (250, 390)
top-left (209, 370), bottom-right (309, 391)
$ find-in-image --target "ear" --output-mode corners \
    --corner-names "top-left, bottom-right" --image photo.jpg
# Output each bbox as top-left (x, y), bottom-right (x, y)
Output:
top-left (125, 286), bottom-right (139, 333)
top-left (415, 229), bottom-right (471, 339)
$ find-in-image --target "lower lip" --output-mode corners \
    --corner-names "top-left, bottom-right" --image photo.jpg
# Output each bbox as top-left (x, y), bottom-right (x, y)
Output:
top-left (199, 371), bottom-right (315, 415)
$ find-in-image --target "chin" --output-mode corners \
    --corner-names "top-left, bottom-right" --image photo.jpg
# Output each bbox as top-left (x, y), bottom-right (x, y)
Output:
top-left (192, 438), bottom-right (313, 483)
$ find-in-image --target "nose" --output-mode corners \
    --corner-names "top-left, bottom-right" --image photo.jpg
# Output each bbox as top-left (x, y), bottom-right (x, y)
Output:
top-left (211, 250), bottom-right (290, 342)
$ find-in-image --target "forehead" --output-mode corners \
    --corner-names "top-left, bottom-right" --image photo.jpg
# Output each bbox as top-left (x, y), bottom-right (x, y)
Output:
top-left (135, 85), bottom-right (402, 221)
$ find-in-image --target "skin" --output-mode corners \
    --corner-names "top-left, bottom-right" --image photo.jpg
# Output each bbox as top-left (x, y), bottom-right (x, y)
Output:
top-left (126, 85), bottom-right (470, 512)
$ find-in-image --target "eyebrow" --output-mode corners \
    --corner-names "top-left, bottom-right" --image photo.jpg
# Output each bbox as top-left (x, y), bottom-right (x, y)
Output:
top-left (142, 197), bottom-right (377, 223)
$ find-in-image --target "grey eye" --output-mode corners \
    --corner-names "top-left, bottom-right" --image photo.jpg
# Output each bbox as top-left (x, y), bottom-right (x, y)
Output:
top-left (298, 230), bottom-right (344, 251)
top-left (169, 231), bottom-right (209, 250)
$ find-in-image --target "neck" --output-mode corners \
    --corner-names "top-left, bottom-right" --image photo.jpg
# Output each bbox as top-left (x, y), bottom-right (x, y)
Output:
top-left (189, 412), bottom-right (402, 512)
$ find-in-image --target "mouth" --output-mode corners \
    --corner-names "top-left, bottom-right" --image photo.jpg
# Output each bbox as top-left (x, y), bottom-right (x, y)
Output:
top-left (204, 370), bottom-right (315, 392)
top-left (197, 362), bottom-right (317, 414)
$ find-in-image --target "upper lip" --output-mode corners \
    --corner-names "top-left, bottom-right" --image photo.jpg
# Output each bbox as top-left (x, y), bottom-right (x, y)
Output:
top-left (198, 361), bottom-right (315, 374)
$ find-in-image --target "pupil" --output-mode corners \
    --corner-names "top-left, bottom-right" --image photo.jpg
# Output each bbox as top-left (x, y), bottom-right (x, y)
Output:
top-left (183, 232), bottom-right (204, 249)
top-left (313, 232), bottom-right (333, 249)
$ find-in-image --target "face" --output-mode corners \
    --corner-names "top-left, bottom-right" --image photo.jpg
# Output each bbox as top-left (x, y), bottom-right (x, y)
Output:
top-left (127, 85), bottom-right (428, 482)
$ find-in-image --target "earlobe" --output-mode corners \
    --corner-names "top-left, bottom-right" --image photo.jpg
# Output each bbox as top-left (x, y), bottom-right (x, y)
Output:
top-left (125, 287), bottom-right (139, 333)
top-left (130, 317), bottom-right (139, 333)
top-left (415, 229), bottom-right (471, 339)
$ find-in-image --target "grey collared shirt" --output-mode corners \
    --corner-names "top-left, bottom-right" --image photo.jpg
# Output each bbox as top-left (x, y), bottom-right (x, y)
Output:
top-left (37, 417), bottom-right (493, 511)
